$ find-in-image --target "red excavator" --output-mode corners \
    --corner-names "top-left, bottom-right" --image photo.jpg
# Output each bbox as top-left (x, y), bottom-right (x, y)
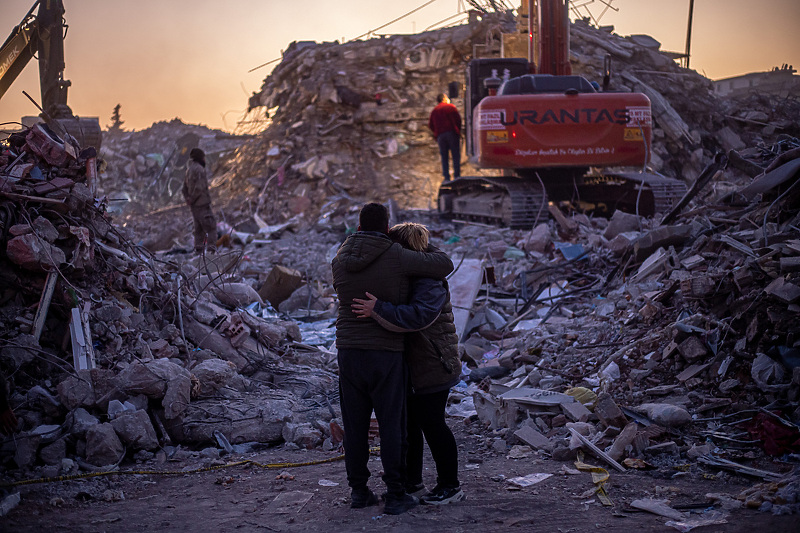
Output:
top-left (438, 0), bottom-right (686, 227)
top-left (0, 0), bottom-right (101, 149)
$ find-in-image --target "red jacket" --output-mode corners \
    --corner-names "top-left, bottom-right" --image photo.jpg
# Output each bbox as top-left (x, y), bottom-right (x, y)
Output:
top-left (428, 102), bottom-right (462, 138)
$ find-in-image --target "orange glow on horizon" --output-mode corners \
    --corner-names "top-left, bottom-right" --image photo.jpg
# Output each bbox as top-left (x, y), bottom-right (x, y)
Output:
top-left (0, 0), bottom-right (796, 132)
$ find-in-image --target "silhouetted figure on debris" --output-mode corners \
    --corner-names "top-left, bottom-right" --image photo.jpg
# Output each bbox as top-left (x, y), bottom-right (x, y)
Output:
top-left (182, 148), bottom-right (217, 253)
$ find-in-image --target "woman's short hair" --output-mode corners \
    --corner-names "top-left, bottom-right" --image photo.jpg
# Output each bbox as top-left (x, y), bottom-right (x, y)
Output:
top-left (388, 222), bottom-right (429, 252)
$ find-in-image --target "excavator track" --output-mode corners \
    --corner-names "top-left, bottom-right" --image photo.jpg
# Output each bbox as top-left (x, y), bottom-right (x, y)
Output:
top-left (438, 176), bottom-right (547, 228)
top-left (438, 172), bottom-right (687, 229)
top-left (578, 171), bottom-right (687, 216)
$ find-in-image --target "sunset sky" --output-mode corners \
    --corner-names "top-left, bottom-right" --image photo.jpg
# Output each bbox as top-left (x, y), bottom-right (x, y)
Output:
top-left (1, 0), bottom-right (798, 132)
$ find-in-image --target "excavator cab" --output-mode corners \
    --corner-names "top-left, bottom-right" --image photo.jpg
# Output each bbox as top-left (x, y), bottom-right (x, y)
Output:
top-left (463, 58), bottom-right (529, 160)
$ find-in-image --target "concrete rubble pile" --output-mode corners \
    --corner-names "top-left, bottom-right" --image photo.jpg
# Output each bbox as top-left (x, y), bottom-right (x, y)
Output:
top-left (3, 9), bottom-right (799, 514)
top-left (210, 10), bottom-right (798, 228)
top-left (441, 139), bottom-right (800, 507)
top-left (0, 125), bottom-right (345, 481)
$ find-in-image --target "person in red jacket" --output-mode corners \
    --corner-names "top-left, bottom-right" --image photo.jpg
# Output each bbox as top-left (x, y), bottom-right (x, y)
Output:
top-left (428, 93), bottom-right (462, 182)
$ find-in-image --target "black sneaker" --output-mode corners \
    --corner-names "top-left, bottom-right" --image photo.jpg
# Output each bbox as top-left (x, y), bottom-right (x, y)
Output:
top-left (420, 485), bottom-right (465, 505)
top-left (350, 488), bottom-right (378, 509)
top-left (383, 493), bottom-right (419, 515)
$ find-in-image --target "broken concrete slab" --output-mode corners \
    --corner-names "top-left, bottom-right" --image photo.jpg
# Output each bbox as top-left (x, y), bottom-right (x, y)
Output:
top-left (110, 410), bottom-right (159, 451)
top-left (607, 422), bottom-right (638, 462)
top-left (513, 425), bottom-right (554, 452)
top-left (633, 225), bottom-right (693, 262)
top-left (561, 400), bottom-right (592, 422)
top-left (499, 388), bottom-right (575, 407)
top-left (634, 403), bottom-right (691, 427)
top-left (282, 422), bottom-right (323, 450)
top-left (677, 336), bottom-right (708, 362)
top-left (594, 393), bottom-right (628, 429)
top-left (764, 277), bottom-right (800, 304)
top-left (6, 234), bottom-right (66, 272)
top-left (192, 358), bottom-right (243, 397)
top-left (67, 408), bottom-right (100, 437)
top-left (85, 423), bottom-right (124, 467)
top-left (115, 359), bottom-right (192, 420)
top-left (169, 396), bottom-right (294, 445)
top-left (603, 210), bottom-right (641, 240)
top-left (258, 265), bottom-right (304, 308)
top-left (57, 371), bottom-right (95, 410)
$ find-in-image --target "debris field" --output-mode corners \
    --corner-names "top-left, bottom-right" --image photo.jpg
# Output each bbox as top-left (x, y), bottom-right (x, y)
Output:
top-left (1, 8), bottom-right (799, 530)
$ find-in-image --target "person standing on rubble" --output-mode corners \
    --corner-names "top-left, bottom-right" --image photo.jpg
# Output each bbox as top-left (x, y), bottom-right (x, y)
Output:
top-left (428, 93), bottom-right (462, 182)
top-left (182, 148), bottom-right (217, 253)
top-left (331, 203), bottom-right (454, 515)
top-left (351, 222), bottom-right (464, 506)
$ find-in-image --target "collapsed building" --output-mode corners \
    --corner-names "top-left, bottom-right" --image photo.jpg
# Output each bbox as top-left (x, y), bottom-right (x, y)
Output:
top-left (1, 7), bottom-right (799, 519)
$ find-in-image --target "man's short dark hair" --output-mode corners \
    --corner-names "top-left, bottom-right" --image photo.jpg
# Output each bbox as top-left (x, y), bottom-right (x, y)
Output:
top-left (359, 203), bottom-right (389, 233)
top-left (437, 93), bottom-right (447, 103)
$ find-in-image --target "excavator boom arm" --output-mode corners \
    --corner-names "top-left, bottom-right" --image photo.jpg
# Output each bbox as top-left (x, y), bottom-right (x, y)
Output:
top-left (0, 12), bottom-right (38, 102)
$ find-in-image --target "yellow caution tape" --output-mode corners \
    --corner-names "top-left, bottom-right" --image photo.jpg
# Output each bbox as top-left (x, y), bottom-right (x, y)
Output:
top-left (575, 451), bottom-right (613, 506)
top-left (0, 452), bottom-right (351, 488)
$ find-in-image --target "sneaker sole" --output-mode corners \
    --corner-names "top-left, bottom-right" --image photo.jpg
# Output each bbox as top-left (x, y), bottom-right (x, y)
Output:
top-left (422, 490), bottom-right (465, 506)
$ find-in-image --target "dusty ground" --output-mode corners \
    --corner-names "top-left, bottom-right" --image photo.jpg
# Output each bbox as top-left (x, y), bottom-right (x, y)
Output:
top-left (3, 419), bottom-right (796, 533)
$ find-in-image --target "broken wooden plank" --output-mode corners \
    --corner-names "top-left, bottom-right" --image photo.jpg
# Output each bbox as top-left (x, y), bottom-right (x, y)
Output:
top-left (546, 203), bottom-right (578, 234)
top-left (697, 455), bottom-right (781, 481)
top-left (0, 192), bottom-right (66, 205)
top-left (780, 256), bottom-right (800, 273)
top-left (32, 272), bottom-right (59, 342)
top-left (630, 498), bottom-right (685, 520)
top-left (661, 153), bottom-right (727, 225)
top-left (568, 427), bottom-right (626, 472)
top-left (764, 277), bottom-right (800, 304)
top-left (677, 363), bottom-right (710, 382)
top-left (69, 303), bottom-right (96, 371)
top-left (718, 235), bottom-right (756, 257)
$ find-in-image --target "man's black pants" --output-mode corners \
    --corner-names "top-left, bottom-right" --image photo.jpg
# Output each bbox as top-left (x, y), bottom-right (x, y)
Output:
top-left (338, 349), bottom-right (407, 495)
top-left (437, 130), bottom-right (461, 180)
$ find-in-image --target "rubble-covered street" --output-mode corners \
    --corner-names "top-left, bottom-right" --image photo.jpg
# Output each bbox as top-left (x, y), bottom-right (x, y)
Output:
top-left (1, 6), bottom-right (799, 532)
